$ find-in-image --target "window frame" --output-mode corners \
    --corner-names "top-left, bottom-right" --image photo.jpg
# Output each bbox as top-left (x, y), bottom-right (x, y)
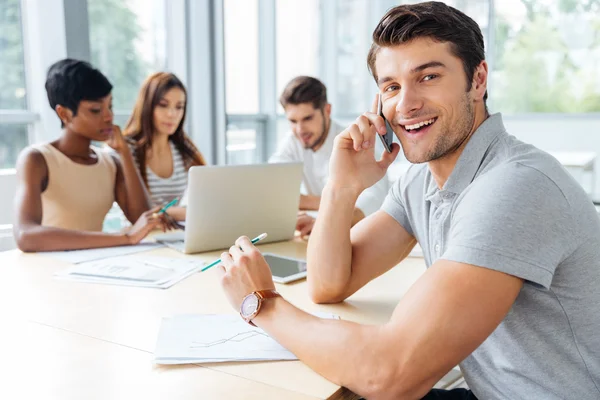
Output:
top-left (221, 0), bottom-right (600, 166)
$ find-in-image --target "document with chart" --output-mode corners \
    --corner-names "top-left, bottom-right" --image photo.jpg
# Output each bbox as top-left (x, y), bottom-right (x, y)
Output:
top-left (154, 313), bottom-right (339, 364)
top-left (54, 255), bottom-right (204, 289)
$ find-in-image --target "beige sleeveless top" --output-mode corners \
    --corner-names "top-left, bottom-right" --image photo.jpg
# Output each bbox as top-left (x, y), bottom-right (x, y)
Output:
top-left (32, 143), bottom-right (117, 232)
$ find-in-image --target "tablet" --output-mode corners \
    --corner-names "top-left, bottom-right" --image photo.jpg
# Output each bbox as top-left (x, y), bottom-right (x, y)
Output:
top-left (263, 253), bottom-right (307, 284)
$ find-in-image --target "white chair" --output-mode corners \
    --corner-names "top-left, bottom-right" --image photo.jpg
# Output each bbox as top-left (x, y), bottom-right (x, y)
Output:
top-left (0, 170), bottom-right (17, 251)
top-left (549, 151), bottom-right (596, 194)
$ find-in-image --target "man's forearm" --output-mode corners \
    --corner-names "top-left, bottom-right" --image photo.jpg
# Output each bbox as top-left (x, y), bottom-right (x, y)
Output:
top-left (307, 184), bottom-right (360, 302)
top-left (14, 224), bottom-right (129, 252)
top-left (166, 206), bottom-right (186, 222)
top-left (119, 149), bottom-right (152, 219)
top-left (254, 298), bottom-right (401, 399)
top-left (351, 207), bottom-right (365, 226)
top-left (299, 194), bottom-right (320, 211)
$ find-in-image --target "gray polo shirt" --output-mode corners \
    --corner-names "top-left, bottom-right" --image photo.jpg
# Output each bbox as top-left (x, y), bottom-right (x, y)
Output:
top-left (382, 113), bottom-right (600, 399)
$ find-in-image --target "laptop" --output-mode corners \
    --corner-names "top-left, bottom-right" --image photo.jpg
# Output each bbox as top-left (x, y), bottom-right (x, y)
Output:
top-left (155, 162), bottom-right (303, 254)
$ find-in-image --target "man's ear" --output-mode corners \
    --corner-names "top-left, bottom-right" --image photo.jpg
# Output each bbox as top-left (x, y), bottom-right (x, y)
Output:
top-left (324, 103), bottom-right (332, 118)
top-left (55, 105), bottom-right (73, 125)
top-left (472, 61), bottom-right (488, 102)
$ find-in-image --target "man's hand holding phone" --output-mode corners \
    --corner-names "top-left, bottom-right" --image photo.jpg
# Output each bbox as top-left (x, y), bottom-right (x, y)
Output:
top-left (328, 93), bottom-right (400, 194)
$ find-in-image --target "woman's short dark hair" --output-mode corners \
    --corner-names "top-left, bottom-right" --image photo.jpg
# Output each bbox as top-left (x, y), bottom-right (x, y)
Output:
top-left (45, 59), bottom-right (113, 125)
top-left (367, 1), bottom-right (487, 102)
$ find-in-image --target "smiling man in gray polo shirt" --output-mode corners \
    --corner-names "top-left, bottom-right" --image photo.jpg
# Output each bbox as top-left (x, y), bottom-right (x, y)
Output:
top-left (215, 2), bottom-right (600, 399)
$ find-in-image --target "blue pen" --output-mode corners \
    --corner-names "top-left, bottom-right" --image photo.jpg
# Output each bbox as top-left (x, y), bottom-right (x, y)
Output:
top-left (157, 198), bottom-right (179, 215)
top-left (200, 233), bottom-right (268, 272)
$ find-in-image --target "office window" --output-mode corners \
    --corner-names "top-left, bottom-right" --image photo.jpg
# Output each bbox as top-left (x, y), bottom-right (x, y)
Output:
top-left (0, 0), bottom-right (27, 110)
top-left (88, 0), bottom-right (167, 112)
top-left (224, 0), bottom-right (259, 114)
top-left (335, 0), bottom-right (376, 116)
top-left (0, 0), bottom-right (29, 168)
top-left (226, 124), bottom-right (261, 165)
top-left (445, 0), bottom-right (490, 45)
top-left (0, 125), bottom-right (29, 169)
top-left (491, 0), bottom-right (600, 113)
top-left (275, 0), bottom-right (320, 110)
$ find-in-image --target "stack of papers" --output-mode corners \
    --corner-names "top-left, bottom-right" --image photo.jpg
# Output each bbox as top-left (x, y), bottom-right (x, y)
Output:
top-left (154, 313), bottom-right (340, 364)
top-left (55, 255), bottom-right (204, 289)
top-left (38, 241), bottom-right (165, 264)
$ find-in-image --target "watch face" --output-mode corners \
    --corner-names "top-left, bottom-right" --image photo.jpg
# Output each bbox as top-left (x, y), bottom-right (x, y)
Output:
top-left (240, 293), bottom-right (260, 318)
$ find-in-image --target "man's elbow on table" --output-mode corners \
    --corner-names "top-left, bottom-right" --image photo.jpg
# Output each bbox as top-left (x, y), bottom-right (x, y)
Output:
top-left (307, 277), bottom-right (351, 304)
top-left (349, 358), bottom-right (432, 400)
top-left (308, 286), bottom-right (347, 305)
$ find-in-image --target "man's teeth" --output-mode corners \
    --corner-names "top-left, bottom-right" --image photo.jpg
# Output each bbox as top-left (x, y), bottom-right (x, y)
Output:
top-left (405, 118), bottom-right (435, 131)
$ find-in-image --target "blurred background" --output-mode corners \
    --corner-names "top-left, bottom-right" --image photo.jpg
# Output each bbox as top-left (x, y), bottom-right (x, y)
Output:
top-left (1, 0), bottom-right (599, 233)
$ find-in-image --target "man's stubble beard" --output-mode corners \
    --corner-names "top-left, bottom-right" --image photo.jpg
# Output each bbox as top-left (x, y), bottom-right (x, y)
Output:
top-left (404, 93), bottom-right (475, 164)
top-left (307, 109), bottom-right (329, 151)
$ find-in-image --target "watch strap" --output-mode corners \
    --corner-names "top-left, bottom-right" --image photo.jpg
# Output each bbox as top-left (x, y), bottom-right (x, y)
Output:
top-left (255, 289), bottom-right (280, 300)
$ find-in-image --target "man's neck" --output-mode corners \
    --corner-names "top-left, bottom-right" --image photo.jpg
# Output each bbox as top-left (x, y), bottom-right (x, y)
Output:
top-left (428, 108), bottom-right (489, 189)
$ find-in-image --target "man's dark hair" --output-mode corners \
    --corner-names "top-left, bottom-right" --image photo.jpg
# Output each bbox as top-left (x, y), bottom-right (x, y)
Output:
top-left (367, 1), bottom-right (487, 102)
top-left (45, 58), bottom-right (113, 126)
top-left (279, 76), bottom-right (328, 110)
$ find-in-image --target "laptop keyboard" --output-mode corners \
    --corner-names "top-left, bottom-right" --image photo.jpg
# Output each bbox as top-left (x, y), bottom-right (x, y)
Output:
top-left (160, 240), bottom-right (186, 252)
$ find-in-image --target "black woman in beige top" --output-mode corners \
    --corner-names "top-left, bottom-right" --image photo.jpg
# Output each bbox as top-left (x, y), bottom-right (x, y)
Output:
top-left (13, 59), bottom-right (173, 252)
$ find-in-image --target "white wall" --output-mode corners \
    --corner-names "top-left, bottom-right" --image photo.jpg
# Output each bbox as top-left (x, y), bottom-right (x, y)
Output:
top-left (504, 115), bottom-right (600, 193)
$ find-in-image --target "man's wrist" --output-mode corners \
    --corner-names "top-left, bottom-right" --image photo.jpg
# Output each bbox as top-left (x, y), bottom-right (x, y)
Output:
top-left (253, 295), bottom-right (285, 326)
top-left (322, 183), bottom-right (362, 202)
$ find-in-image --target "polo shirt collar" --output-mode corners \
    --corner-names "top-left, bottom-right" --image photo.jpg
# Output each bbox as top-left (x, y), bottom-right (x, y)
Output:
top-left (424, 113), bottom-right (506, 205)
top-left (443, 113), bottom-right (506, 195)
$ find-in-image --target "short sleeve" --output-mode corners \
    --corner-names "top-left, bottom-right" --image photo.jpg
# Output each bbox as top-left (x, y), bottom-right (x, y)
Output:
top-left (381, 174), bottom-right (414, 237)
top-left (443, 163), bottom-right (577, 289)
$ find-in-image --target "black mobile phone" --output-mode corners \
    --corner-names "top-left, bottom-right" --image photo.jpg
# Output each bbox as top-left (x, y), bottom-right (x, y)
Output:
top-left (377, 93), bottom-right (394, 153)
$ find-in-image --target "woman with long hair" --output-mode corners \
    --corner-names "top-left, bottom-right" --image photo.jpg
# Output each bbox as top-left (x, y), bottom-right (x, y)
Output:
top-left (124, 72), bottom-right (206, 221)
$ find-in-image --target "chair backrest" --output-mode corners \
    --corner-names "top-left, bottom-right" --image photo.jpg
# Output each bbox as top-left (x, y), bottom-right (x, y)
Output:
top-left (0, 170), bottom-right (17, 250)
top-left (0, 171), bottom-right (17, 225)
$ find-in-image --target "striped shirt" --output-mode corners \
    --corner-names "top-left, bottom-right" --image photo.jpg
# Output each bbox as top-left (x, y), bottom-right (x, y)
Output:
top-left (129, 141), bottom-right (188, 207)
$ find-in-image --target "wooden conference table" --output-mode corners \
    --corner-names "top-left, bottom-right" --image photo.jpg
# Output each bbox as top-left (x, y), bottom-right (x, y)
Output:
top-left (0, 239), bottom-right (461, 399)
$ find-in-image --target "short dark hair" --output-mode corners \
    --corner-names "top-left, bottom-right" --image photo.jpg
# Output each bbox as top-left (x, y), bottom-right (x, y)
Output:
top-left (45, 58), bottom-right (113, 125)
top-left (367, 1), bottom-right (487, 102)
top-left (279, 76), bottom-right (328, 110)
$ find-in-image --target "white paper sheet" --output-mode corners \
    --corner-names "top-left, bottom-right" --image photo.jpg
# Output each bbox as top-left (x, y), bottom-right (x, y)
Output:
top-left (38, 241), bottom-right (165, 264)
top-left (55, 255), bottom-right (204, 289)
top-left (154, 313), bottom-right (340, 364)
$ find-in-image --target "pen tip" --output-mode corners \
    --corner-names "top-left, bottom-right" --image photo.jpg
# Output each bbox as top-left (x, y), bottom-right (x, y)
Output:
top-left (258, 233), bottom-right (268, 240)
